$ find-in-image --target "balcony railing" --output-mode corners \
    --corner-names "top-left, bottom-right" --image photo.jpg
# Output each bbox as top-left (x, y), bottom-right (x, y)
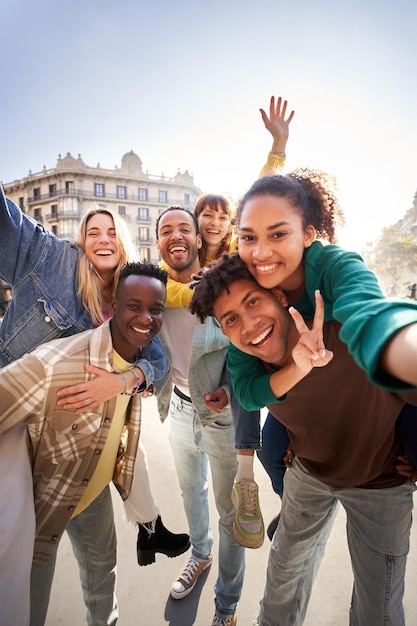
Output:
top-left (27, 188), bottom-right (194, 205)
top-left (45, 210), bottom-right (81, 220)
top-left (135, 237), bottom-right (154, 244)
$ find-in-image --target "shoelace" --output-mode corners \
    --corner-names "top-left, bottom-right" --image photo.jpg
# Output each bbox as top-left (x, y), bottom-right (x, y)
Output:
top-left (179, 558), bottom-right (200, 584)
top-left (240, 482), bottom-right (259, 517)
top-left (212, 616), bottom-right (234, 626)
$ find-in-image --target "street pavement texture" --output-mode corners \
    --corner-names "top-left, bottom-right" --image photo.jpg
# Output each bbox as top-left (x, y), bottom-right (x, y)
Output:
top-left (45, 397), bottom-right (417, 625)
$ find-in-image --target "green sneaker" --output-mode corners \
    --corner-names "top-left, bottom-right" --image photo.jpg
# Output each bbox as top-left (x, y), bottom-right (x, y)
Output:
top-left (231, 480), bottom-right (264, 548)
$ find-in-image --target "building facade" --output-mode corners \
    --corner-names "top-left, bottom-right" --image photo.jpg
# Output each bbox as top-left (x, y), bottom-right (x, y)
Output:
top-left (2, 150), bottom-right (202, 263)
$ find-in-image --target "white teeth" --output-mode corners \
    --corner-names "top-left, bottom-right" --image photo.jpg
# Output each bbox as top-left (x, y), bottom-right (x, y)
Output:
top-left (251, 327), bottom-right (272, 346)
top-left (170, 246), bottom-right (186, 252)
top-left (96, 250), bottom-right (112, 256)
top-left (132, 327), bottom-right (149, 334)
top-left (256, 264), bottom-right (277, 272)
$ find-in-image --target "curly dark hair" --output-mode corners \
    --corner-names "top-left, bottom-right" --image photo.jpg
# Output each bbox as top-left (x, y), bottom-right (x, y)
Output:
top-left (190, 253), bottom-right (255, 323)
top-left (117, 262), bottom-right (168, 293)
top-left (236, 169), bottom-right (345, 244)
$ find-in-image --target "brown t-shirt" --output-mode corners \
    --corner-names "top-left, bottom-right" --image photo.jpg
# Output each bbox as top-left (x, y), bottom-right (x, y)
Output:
top-left (266, 321), bottom-right (417, 489)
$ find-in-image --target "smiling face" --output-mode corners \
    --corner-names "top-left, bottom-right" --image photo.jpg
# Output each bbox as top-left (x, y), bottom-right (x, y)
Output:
top-left (84, 212), bottom-right (122, 279)
top-left (196, 203), bottom-right (232, 251)
top-left (238, 194), bottom-right (315, 295)
top-left (213, 277), bottom-right (298, 367)
top-left (156, 209), bottom-right (202, 280)
top-left (110, 274), bottom-right (165, 362)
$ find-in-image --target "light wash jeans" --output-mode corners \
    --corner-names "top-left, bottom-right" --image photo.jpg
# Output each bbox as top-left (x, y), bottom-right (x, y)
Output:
top-left (168, 393), bottom-right (245, 619)
top-left (30, 486), bottom-right (118, 626)
top-left (259, 457), bottom-right (415, 626)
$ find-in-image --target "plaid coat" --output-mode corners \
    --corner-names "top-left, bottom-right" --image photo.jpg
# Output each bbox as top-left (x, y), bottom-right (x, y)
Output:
top-left (0, 320), bottom-right (142, 565)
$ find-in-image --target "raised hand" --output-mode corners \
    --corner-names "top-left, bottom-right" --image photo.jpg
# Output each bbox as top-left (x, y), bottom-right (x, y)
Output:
top-left (260, 95), bottom-right (295, 154)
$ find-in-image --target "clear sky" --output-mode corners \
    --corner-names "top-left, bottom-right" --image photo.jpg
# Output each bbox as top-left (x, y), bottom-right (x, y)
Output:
top-left (1, 0), bottom-right (416, 251)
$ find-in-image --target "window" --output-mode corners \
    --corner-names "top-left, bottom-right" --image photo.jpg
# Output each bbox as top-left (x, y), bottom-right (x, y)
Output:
top-left (118, 205), bottom-right (126, 217)
top-left (51, 225), bottom-right (58, 236)
top-left (65, 181), bottom-right (74, 194)
top-left (51, 204), bottom-right (58, 217)
top-left (33, 187), bottom-right (40, 199)
top-left (138, 227), bottom-right (150, 242)
top-left (138, 207), bottom-right (149, 221)
top-left (95, 183), bottom-right (105, 197)
top-left (184, 193), bottom-right (190, 206)
top-left (159, 190), bottom-right (167, 204)
top-left (19, 197), bottom-right (24, 210)
top-left (117, 185), bottom-right (127, 199)
top-left (138, 188), bottom-right (148, 201)
top-left (139, 247), bottom-right (150, 262)
top-left (34, 208), bottom-right (42, 222)
top-left (49, 183), bottom-right (57, 197)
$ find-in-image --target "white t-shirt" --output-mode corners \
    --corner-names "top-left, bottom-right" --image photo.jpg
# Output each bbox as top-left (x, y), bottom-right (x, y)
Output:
top-left (162, 307), bottom-right (196, 397)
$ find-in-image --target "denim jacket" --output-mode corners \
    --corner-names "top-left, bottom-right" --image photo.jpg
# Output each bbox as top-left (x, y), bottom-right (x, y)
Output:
top-left (0, 186), bottom-right (169, 390)
top-left (157, 314), bottom-right (232, 426)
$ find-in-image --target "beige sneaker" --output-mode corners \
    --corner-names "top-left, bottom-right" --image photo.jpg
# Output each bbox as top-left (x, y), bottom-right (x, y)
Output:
top-left (231, 480), bottom-right (264, 548)
top-left (211, 612), bottom-right (237, 625)
top-left (170, 555), bottom-right (213, 599)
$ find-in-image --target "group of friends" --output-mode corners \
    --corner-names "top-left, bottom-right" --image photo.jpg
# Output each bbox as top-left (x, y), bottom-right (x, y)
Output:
top-left (0, 95), bottom-right (417, 626)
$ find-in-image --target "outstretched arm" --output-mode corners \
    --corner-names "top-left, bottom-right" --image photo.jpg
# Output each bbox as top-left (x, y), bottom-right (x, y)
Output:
top-left (56, 366), bottom-right (145, 413)
top-left (380, 323), bottom-right (417, 386)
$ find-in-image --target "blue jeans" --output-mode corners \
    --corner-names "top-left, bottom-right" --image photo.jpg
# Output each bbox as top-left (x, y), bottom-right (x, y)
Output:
top-left (168, 393), bottom-right (245, 618)
top-left (30, 486), bottom-right (118, 626)
top-left (257, 412), bottom-right (289, 497)
top-left (396, 403), bottom-right (417, 468)
top-left (228, 368), bottom-right (261, 450)
top-left (259, 457), bottom-right (415, 626)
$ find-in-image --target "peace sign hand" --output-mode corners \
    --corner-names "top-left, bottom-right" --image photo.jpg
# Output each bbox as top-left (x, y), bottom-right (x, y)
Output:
top-left (289, 290), bottom-right (333, 374)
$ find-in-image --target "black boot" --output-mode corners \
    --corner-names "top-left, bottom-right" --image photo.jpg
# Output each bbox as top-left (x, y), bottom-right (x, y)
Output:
top-left (267, 513), bottom-right (281, 541)
top-left (137, 515), bottom-right (191, 566)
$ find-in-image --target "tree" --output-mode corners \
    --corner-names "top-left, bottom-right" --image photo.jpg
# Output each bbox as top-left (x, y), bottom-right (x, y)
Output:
top-left (363, 224), bottom-right (417, 296)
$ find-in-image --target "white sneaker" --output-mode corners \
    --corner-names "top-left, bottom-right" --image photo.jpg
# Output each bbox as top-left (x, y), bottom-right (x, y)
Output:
top-left (170, 555), bottom-right (212, 599)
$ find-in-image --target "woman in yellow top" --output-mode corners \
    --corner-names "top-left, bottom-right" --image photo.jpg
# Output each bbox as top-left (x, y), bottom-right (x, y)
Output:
top-left (161, 95), bottom-right (294, 549)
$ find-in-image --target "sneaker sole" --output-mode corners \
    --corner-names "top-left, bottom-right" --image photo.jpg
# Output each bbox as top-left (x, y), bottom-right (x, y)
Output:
top-left (232, 521), bottom-right (264, 549)
top-left (170, 558), bottom-right (212, 600)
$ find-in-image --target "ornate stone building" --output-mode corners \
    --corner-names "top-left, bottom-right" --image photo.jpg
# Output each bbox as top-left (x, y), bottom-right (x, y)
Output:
top-left (2, 150), bottom-right (202, 263)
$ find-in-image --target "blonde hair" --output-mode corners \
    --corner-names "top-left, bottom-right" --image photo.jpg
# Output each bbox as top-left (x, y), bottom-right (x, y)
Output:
top-left (76, 205), bottom-right (139, 325)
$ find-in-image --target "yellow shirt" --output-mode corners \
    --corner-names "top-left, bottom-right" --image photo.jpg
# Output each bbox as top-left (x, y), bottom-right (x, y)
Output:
top-left (72, 351), bottom-right (132, 517)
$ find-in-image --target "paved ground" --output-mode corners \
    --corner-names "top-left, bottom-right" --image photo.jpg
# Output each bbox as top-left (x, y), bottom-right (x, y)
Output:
top-left (45, 397), bottom-right (417, 625)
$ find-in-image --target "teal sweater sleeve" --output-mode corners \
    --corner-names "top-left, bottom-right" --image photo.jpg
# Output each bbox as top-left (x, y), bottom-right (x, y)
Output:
top-left (227, 343), bottom-right (279, 411)
top-left (228, 242), bottom-right (417, 410)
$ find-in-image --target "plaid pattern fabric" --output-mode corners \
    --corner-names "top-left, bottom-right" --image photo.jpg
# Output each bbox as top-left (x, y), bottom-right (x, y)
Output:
top-left (0, 320), bottom-right (142, 565)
